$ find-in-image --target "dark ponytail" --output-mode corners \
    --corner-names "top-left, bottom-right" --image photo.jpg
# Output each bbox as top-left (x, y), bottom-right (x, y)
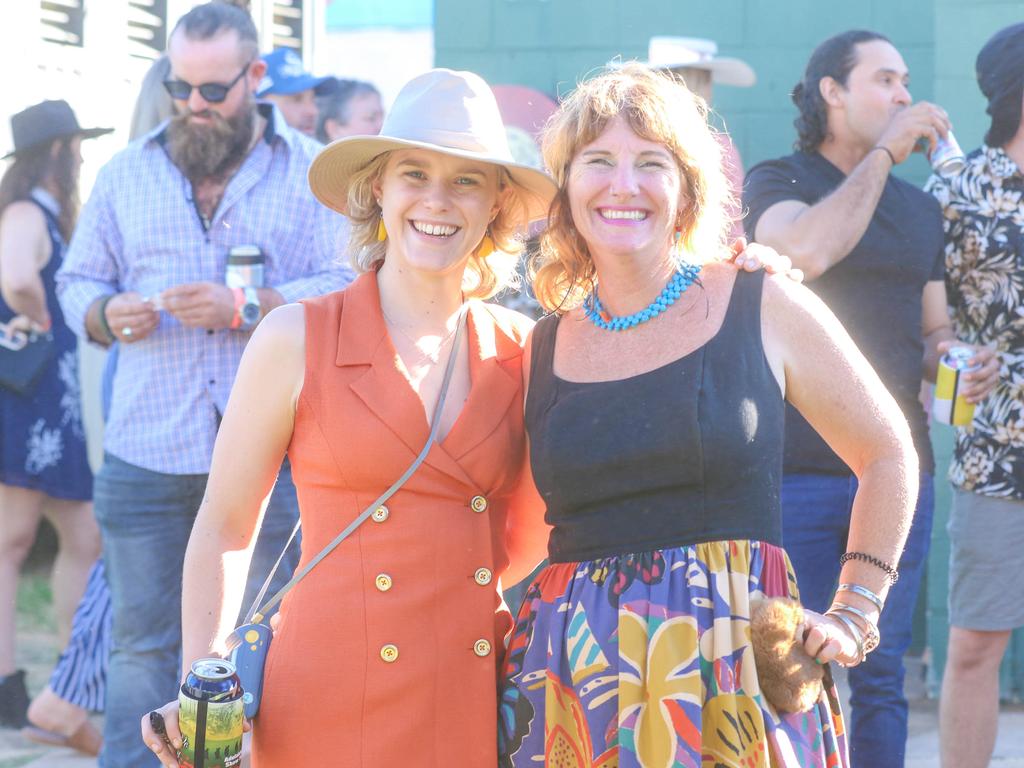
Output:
top-left (793, 30), bottom-right (890, 153)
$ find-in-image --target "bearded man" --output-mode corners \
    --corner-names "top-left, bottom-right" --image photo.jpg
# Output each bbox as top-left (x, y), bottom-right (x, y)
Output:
top-left (56, 5), bottom-right (351, 766)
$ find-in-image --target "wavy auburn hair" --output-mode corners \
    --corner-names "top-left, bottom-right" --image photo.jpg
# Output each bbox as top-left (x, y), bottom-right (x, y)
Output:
top-left (531, 63), bottom-right (733, 313)
top-left (343, 151), bottom-right (531, 300)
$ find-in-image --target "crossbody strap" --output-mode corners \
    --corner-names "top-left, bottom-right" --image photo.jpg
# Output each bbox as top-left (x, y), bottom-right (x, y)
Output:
top-left (245, 306), bottom-right (468, 623)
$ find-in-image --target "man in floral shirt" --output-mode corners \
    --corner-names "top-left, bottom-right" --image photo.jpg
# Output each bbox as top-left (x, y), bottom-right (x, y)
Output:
top-left (925, 22), bottom-right (1024, 768)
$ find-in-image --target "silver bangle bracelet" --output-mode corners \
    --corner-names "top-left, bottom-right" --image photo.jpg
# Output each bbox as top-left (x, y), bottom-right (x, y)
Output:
top-left (826, 610), bottom-right (866, 666)
top-left (837, 583), bottom-right (885, 612)
top-left (830, 602), bottom-right (881, 655)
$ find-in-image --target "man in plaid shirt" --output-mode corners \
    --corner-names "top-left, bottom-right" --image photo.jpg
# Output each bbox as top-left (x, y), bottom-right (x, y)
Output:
top-left (56, 5), bottom-right (351, 766)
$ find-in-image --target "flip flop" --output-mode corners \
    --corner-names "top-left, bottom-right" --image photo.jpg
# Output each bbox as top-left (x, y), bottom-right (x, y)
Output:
top-left (21, 720), bottom-right (103, 757)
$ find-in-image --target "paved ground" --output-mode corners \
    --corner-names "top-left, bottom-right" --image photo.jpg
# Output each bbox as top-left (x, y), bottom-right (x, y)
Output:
top-left (2, 655), bottom-right (1021, 767)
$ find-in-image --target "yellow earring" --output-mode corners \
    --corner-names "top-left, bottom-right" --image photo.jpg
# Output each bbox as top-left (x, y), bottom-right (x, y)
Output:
top-left (475, 232), bottom-right (495, 257)
top-left (377, 217), bottom-right (387, 242)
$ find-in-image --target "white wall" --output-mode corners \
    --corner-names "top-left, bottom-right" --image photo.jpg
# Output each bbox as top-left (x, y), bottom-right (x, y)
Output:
top-left (318, 27), bottom-right (433, 109)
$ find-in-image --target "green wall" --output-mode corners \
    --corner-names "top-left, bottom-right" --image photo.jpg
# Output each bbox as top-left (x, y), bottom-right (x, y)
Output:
top-left (436, 0), bottom-right (940, 181)
top-left (436, 0), bottom-right (1024, 180)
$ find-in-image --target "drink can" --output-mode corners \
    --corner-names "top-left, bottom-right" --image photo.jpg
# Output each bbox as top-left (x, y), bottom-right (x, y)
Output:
top-left (225, 245), bottom-right (264, 288)
top-left (932, 346), bottom-right (980, 426)
top-left (178, 658), bottom-right (244, 768)
top-left (929, 130), bottom-right (965, 175)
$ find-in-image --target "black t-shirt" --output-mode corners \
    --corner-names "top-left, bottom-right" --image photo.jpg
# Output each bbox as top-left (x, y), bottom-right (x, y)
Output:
top-left (743, 151), bottom-right (944, 476)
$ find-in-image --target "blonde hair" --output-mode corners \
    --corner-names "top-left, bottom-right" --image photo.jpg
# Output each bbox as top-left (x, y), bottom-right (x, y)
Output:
top-left (531, 63), bottom-right (735, 313)
top-left (344, 151), bottom-right (531, 300)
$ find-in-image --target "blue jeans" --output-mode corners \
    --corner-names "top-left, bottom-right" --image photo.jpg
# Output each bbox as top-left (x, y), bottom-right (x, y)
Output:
top-left (781, 472), bottom-right (934, 768)
top-left (94, 453), bottom-right (299, 768)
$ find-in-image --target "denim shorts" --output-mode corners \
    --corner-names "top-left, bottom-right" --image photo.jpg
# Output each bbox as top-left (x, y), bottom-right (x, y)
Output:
top-left (948, 488), bottom-right (1024, 631)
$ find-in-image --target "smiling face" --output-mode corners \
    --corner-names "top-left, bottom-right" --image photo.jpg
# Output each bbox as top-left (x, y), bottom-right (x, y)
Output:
top-left (566, 115), bottom-right (686, 265)
top-left (372, 148), bottom-right (503, 278)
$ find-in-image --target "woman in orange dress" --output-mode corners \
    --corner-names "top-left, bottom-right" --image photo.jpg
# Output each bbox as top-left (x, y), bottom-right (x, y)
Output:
top-left (142, 68), bottom-right (556, 767)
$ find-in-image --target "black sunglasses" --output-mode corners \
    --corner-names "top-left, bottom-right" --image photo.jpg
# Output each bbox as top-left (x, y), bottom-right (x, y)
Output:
top-left (163, 61), bottom-right (251, 104)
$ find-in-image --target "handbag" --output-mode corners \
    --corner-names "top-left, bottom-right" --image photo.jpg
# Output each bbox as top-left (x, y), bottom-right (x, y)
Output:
top-left (0, 320), bottom-right (55, 397)
top-left (749, 597), bottom-right (827, 713)
top-left (228, 307), bottom-right (468, 719)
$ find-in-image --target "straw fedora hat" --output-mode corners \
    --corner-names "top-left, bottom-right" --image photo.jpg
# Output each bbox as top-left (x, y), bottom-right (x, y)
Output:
top-left (308, 68), bottom-right (557, 221)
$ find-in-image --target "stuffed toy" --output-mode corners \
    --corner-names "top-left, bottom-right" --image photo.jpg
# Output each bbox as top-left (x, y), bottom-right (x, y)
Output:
top-left (750, 597), bottom-right (825, 713)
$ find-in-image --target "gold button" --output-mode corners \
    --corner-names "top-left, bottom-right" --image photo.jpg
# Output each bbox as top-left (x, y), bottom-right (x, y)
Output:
top-left (380, 644), bottom-right (399, 662)
top-left (473, 639), bottom-right (492, 657)
top-left (470, 495), bottom-right (488, 513)
top-left (371, 505), bottom-right (389, 523)
top-left (474, 568), bottom-right (492, 586)
top-left (375, 573), bottom-right (393, 592)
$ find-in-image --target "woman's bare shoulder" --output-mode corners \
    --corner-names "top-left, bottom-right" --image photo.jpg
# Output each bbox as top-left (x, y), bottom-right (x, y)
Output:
top-left (245, 303), bottom-right (306, 364)
top-left (0, 200), bottom-right (46, 229)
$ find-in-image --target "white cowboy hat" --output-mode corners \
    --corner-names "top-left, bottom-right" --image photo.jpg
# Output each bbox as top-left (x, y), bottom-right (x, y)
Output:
top-left (646, 37), bottom-right (756, 88)
top-left (309, 68), bottom-right (557, 221)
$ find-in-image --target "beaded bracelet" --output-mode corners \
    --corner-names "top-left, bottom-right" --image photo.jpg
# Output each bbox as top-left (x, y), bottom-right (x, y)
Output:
top-left (95, 293), bottom-right (117, 345)
top-left (837, 583), bottom-right (885, 612)
top-left (839, 551), bottom-right (899, 585)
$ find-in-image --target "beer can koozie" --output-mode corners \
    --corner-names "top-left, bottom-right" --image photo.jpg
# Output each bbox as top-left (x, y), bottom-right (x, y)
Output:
top-left (933, 346), bottom-right (980, 426)
top-left (178, 659), bottom-right (244, 768)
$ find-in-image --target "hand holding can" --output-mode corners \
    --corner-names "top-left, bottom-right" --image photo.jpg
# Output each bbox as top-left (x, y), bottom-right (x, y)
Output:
top-left (933, 347), bottom-right (981, 425)
top-left (877, 101), bottom-right (951, 165)
top-left (178, 659), bottom-right (245, 768)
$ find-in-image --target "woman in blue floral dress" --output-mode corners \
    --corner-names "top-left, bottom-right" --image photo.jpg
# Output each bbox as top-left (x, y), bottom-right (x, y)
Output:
top-left (498, 66), bottom-right (919, 767)
top-left (0, 100), bottom-right (110, 729)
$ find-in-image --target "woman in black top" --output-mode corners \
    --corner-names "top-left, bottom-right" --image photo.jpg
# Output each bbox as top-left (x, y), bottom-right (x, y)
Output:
top-left (497, 65), bottom-right (917, 767)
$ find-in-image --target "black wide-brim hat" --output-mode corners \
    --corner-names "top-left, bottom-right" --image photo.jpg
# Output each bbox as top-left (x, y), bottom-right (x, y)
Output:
top-left (3, 99), bottom-right (113, 160)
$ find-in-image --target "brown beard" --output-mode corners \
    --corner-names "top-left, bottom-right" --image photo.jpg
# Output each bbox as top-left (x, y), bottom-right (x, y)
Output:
top-left (166, 100), bottom-right (256, 183)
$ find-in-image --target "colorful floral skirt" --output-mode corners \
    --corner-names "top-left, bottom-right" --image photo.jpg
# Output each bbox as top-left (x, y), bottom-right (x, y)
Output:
top-left (497, 540), bottom-right (848, 768)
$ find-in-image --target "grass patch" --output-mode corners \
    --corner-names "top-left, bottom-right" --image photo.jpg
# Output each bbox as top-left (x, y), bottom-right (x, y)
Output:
top-left (16, 570), bottom-right (54, 634)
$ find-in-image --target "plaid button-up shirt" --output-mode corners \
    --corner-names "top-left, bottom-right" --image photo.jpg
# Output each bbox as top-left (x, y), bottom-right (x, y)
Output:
top-left (58, 104), bottom-right (354, 474)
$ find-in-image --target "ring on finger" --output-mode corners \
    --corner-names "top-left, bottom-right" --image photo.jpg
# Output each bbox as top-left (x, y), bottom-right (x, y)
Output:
top-left (811, 630), bottom-right (831, 659)
top-left (122, 326), bottom-right (133, 338)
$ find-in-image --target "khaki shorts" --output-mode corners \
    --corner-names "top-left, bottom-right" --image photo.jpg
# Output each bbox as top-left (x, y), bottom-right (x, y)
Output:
top-left (948, 489), bottom-right (1024, 631)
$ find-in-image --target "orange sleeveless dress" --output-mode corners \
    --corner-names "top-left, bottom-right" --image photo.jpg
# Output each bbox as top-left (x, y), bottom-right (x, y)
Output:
top-left (251, 272), bottom-right (548, 767)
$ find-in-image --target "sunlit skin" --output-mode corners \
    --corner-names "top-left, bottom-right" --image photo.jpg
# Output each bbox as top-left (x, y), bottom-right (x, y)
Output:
top-left (567, 115), bottom-right (686, 300)
top-left (264, 89), bottom-right (317, 136)
top-left (325, 92), bottom-right (385, 139)
top-left (371, 149), bottom-right (502, 282)
top-left (166, 29), bottom-right (266, 127)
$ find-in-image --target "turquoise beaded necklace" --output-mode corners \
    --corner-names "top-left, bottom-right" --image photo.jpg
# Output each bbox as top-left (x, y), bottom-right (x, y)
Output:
top-left (583, 261), bottom-right (701, 331)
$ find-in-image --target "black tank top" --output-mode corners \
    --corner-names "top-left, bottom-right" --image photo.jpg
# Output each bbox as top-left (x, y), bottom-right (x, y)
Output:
top-left (526, 270), bottom-right (785, 562)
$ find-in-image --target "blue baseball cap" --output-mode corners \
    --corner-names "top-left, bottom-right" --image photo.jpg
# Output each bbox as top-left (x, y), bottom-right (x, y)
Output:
top-left (257, 49), bottom-right (334, 97)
